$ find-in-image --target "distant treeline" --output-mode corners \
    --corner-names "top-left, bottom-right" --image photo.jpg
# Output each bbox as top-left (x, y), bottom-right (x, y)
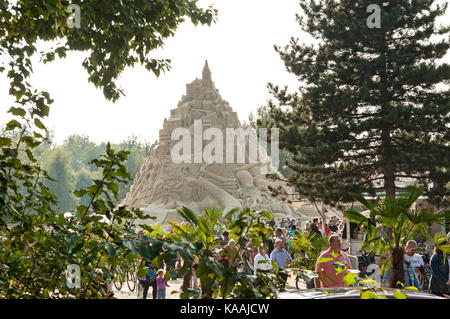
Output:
top-left (2, 129), bottom-right (151, 214)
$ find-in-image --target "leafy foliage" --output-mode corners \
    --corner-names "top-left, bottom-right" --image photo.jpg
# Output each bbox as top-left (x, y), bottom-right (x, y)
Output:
top-left (0, 0), bottom-right (217, 298)
top-left (433, 232), bottom-right (450, 260)
top-left (289, 230), bottom-right (328, 283)
top-left (260, 0), bottom-right (450, 205)
top-left (344, 186), bottom-right (450, 288)
top-left (0, 138), bottom-right (155, 298)
top-left (0, 0), bottom-right (217, 101)
top-left (157, 207), bottom-right (283, 299)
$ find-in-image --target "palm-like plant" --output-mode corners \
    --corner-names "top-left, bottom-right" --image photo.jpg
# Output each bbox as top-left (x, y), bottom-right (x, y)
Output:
top-left (166, 218), bottom-right (199, 296)
top-left (432, 232), bottom-right (450, 262)
top-left (168, 206), bottom-right (233, 298)
top-left (289, 230), bottom-right (328, 287)
top-left (290, 231), bottom-right (328, 269)
top-left (164, 206), bottom-right (279, 299)
top-left (344, 186), bottom-right (449, 289)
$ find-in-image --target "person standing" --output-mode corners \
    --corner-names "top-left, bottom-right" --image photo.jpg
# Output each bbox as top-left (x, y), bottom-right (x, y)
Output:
top-left (222, 230), bottom-right (230, 244)
top-left (404, 240), bottom-right (425, 276)
top-left (429, 239), bottom-right (450, 297)
top-left (140, 264), bottom-right (157, 299)
top-left (314, 235), bottom-right (352, 288)
top-left (304, 222), bottom-right (310, 234)
top-left (155, 269), bottom-right (170, 299)
top-left (227, 239), bottom-right (241, 264)
top-left (382, 254), bottom-right (422, 291)
top-left (309, 218), bottom-right (321, 235)
top-left (242, 237), bottom-right (258, 274)
top-left (270, 238), bottom-right (292, 290)
top-left (287, 225), bottom-right (300, 252)
top-left (267, 236), bottom-right (275, 256)
top-left (290, 219), bottom-right (296, 230)
top-left (329, 220), bottom-right (338, 233)
top-left (280, 218), bottom-right (286, 229)
top-left (324, 222), bottom-right (331, 237)
top-left (296, 218), bottom-right (302, 229)
top-left (274, 227), bottom-right (286, 248)
top-left (254, 245), bottom-right (272, 275)
top-left (267, 218), bottom-right (276, 229)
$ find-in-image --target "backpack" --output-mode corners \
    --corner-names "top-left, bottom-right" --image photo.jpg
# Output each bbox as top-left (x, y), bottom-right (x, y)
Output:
top-left (146, 267), bottom-right (156, 283)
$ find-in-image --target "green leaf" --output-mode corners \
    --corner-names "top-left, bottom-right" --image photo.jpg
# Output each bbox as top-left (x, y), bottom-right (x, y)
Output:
top-left (25, 149), bottom-right (37, 163)
top-left (34, 118), bottom-right (46, 130)
top-left (317, 257), bottom-right (334, 264)
top-left (0, 137), bottom-right (12, 147)
top-left (106, 243), bottom-right (116, 258)
top-left (404, 286), bottom-right (418, 291)
top-left (8, 107), bottom-right (26, 117)
top-left (348, 192), bottom-right (374, 211)
top-left (393, 291), bottom-right (407, 299)
top-left (343, 210), bottom-right (367, 225)
top-left (74, 189), bottom-right (86, 198)
top-left (258, 210), bottom-right (274, 221)
top-left (106, 182), bottom-right (119, 193)
top-left (343, 272), bottom-right (358, 286)
top-left (360, 290), bottom-right (382, 299)
top-left (137, 267), bottom-right (148, 278)
top-left (6, 119), bottom-right (21, 131)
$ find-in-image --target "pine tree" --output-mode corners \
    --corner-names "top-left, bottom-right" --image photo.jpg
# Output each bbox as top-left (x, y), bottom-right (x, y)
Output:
top-left (265, 0), bottom-right (450, 206)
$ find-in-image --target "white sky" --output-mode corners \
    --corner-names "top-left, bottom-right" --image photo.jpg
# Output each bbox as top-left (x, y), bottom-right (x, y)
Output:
top-left (0, 0), bottom-right (303, 145)
top-left (0, 0), bottom-right (448, 145)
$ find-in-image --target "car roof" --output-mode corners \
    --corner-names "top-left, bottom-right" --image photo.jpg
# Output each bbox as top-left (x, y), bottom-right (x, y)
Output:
top-left (279, 287), bottom-right (445, 299)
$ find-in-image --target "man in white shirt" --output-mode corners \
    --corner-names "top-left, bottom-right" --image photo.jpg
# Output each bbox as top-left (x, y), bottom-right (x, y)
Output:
top-left (254, 245), bottom-right (272, 275)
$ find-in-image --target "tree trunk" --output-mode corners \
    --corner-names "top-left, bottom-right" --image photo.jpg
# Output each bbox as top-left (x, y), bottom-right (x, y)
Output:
top-left (180, 262), bottom-right (193, 297)
top-left (381, 130), bottom-right (396, 199)
top-left (379, 37), bottom-right (396, 200)
top-left (383, 164), bottom-right (396, 199)
top-left (389, 245), bottom-right (405, 289)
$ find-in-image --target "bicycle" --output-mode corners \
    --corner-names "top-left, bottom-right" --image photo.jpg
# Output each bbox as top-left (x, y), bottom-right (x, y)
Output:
top-left (126, 271), bottom-right (137, 292)
top-left (113, 275), bottom-right (123, 291)
top-left (417, 265), bottom-right (431, 292)
top-left (113, 271), bottom-right (137, 292)
top-left (295, 274), bottom-right (315, 289)
top-left (291, 257), bottom-right (316, 290)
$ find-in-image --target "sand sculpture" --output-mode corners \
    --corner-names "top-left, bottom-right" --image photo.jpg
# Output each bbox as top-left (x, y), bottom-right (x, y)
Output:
top-left (122, 61), bottom-right (305, 225)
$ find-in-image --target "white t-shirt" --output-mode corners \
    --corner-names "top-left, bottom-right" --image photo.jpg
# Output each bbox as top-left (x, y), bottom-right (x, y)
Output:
top-left (405, 253), bottom-right (424, 268)
top-left (254, 253), bottom-right (272, 275)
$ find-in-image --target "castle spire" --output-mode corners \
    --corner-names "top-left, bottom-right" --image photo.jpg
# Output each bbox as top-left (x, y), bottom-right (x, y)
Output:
top-left (202, 60), bottom-right (212, 83)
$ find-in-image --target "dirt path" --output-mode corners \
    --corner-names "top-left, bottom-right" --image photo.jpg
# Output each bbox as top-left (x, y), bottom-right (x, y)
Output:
top-left (113, 273), bottom-right (306, 299)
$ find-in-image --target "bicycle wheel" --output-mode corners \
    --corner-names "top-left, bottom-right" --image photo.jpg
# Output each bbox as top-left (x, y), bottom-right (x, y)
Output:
top-left (114, 278), bottom-right (122, 291)
top-left (127, 272), bottom-right (136, 292)
top-left (420, 272), bottom-right (430, 292)
top-left (306, 279), bottom-right (315, 289)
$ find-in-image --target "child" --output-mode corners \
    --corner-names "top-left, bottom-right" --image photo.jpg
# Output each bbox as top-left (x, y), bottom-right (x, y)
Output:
top-left (156, 269), bottom-right (170, 299)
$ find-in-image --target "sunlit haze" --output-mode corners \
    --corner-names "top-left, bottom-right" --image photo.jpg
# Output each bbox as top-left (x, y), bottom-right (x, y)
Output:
top-left (0, 0), bottom-right (448, 145)
top-left (0, 0), bottom-right (305, 145)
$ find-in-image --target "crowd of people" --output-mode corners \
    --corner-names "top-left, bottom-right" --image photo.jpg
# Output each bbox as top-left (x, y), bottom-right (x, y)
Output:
top-left (132, 216), bottom-right (449, 299)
